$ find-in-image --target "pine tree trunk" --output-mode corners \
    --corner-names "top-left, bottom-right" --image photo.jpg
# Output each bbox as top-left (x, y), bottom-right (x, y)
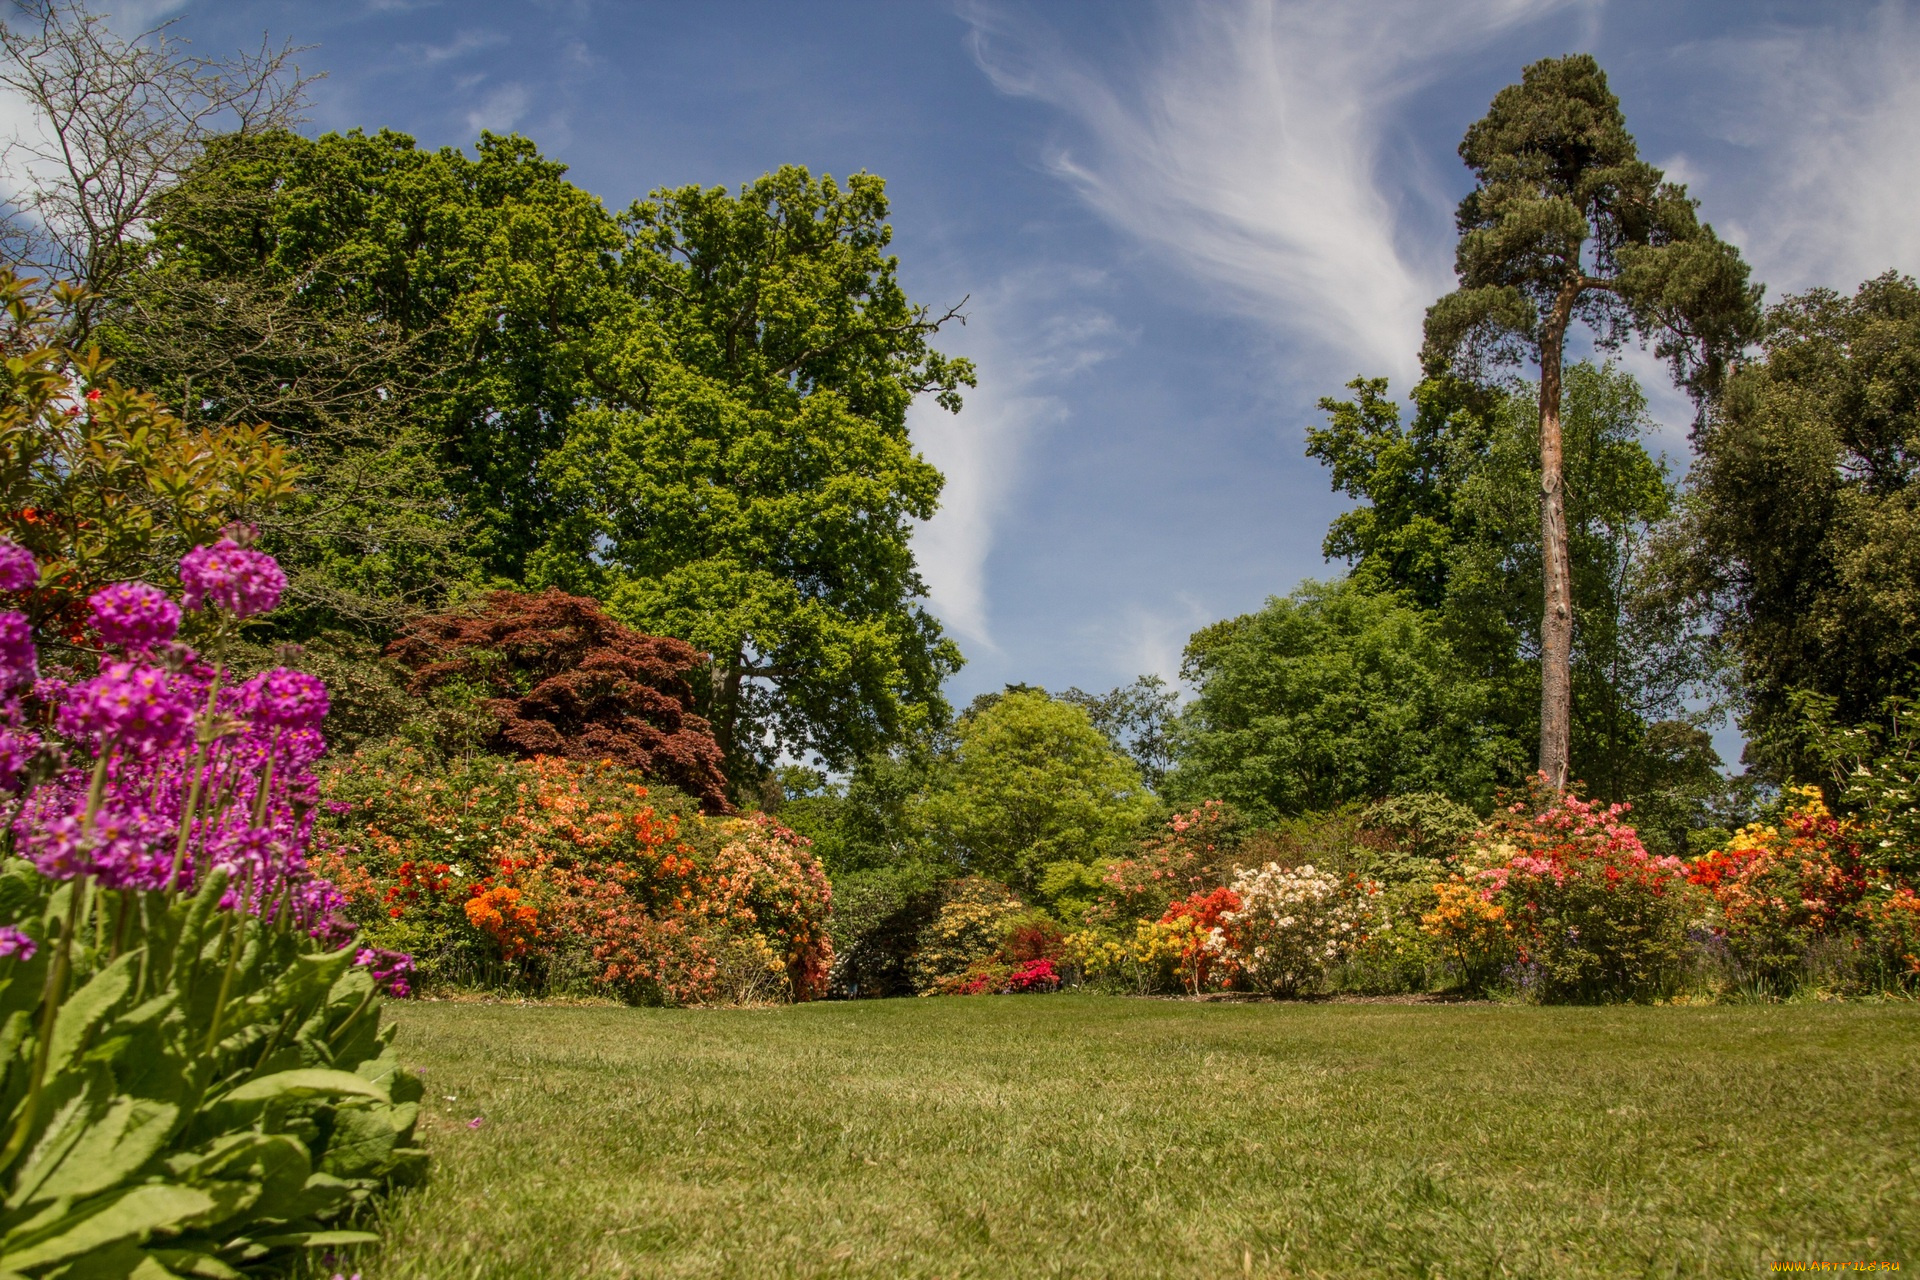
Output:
top-left (1537, 286), bottom-right (1579, 790)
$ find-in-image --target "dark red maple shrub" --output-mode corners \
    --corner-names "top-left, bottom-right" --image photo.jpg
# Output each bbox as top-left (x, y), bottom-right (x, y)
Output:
top-left (387, 589), bottom-right (731, 812)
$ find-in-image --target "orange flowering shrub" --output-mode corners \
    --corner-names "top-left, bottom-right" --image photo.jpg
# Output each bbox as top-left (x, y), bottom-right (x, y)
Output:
top-left (1420, 879), bottom-right (1515, 993)
top-left (1686, 787), bottom-right (1867, 989)
top-left (465, 885), bottom-right (541, 958)
top-left (1861, 889), bottom-right (1920, 987)
top-left (316, 750), bottom-right (832, 1003)
top-left (1159, 887), bottom-right (1242, 994)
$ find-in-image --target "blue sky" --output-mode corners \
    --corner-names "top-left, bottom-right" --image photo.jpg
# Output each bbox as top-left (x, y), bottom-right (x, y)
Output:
top-left (93, 1), bottom-right (1920, 725)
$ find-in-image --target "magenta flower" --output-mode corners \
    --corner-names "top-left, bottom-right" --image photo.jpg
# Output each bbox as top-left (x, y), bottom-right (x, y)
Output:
top-left (0, 926), bottom-right (35, 961)
top-left (244, 668), bottom-right (330, 730)
top-left (87, 806), bottom-right (173, 889)
top-left (0, 541), bottom-right (36, 592)
top-left (0, 613), bottom-right (35, 691)
top-left (58, 660), bottom-right (194, 749)
top-left (20, 810), bottom-right (87, 879)
top-left (88, 581), bottom-right (182, 651)
top-left (178, 539), bottom-right (287, 618)
top-left (0, 725), bottom-right (41, 793)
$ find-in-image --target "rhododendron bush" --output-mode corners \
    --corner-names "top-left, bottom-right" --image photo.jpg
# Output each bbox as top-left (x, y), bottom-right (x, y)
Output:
top-left (1208, 863), bottom-right (1382, 996)
top-left (1464, 778), bottom-right (1693, 1002)
top-left (1685, 787), bottom-right (1866, 989)
top-left (0, 529), bottom-right (424, 1278)
top-left (316, 755), bottom-right (833, 1005)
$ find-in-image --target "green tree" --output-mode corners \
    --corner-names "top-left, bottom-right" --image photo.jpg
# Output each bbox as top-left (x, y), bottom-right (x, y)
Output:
top-left (119, 127), bottom-right (621, 609)
top-left (530, 167), bottom-right (973, 777)
top-left (910, 690), bottom-right (1158, 913)
top-left (1309, 362), bottom-right (1722, 818)
top-left (1684, 273), bottom-right (1920, 780)
top-left (1422, 53), bottom-right (1761, 787)
top-left (1166, 579), bottom-right (1515, 822)
top-left (1307, 374), bottom-right (1495, 610)
top-left (1059, 675), bottom-right (1179, 791)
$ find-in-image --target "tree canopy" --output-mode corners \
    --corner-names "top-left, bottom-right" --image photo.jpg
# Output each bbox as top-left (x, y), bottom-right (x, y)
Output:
top-left (1167, 578), bottom-right (1514, 822)
top-left (1422, 53), bottom-right (1760, 787)
top-left (529, 167), bottom-right (972, 775)
top-left (1685, 272), bottom-right (1920, 780)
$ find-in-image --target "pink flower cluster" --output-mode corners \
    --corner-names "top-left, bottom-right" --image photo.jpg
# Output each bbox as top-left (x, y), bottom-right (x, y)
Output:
top-left (87, 581), bottom-right (181, 651)
top-left (0, 540), bottom-right (35, 593)
top-left (178, 534), bottom-right (287, 618)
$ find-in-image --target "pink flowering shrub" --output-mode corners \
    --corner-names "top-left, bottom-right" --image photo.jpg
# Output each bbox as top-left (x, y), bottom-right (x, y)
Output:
top-left (1470, 776), bottom-right (1696, 1002)
top-left (1087, 800), bottom-right (1239, 928)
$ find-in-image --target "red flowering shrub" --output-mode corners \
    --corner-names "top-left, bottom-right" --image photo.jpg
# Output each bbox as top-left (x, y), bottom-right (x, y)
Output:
top-left (1471, 776), bottom-right (1694, 1002)
top-left (1005, 958), bottom-right (1061, 992)
top-left (1687, 787), bottom-right (1868, 989)
top-left (316, 752), bottom-right (831, 1003)
top-left (924, 901), bottom-right (1074, 996)
top-left (1158, 887), bottom-right (1242, 994)
top-left (388, 589), bottom-right (730, 812)
top-left (1088, 801), bottom-right (1239, 928)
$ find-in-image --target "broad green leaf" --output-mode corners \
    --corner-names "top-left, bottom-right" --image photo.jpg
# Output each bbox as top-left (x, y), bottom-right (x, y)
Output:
top-left (1, 1184), bottom-right (214, 1270)
top-left (248, 1230), bottom-right (378, 1248)
top-left (30, 1096), bottom-right (176, 1203)
top-left (144, 1248), bottom-right (242, 1280)
top-left (317, 1106), bottom-right (396, 1180)
top-left (48, 954), bottom-right (137, 1079)
top-left (217, 1069), bottom-right (380, 1109)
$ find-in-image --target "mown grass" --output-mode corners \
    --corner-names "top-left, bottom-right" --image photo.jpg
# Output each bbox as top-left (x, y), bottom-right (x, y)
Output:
top-left (347, 996), bottom-right (1918, 1278)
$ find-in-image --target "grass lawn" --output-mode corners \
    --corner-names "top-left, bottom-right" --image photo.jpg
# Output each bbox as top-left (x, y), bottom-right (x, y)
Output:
top-left (349, 996), bottom-right (1919, 1278)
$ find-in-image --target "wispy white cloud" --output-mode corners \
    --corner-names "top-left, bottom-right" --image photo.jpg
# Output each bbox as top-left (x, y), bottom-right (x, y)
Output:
top-left (910, 269), bottom-right (1125, 650)
top-left (1678, 6), bottom-right (1920, 295)
top-left (463, 82), bottom-right (530, 134)
top-left (961, 0), bottom-right (1587, 382)
top-left (409, 30), bottom-right (508, 65)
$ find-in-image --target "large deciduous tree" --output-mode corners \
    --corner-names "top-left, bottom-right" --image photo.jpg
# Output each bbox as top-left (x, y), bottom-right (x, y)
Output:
top-left (1166, 579), bottom-right (1515, 821)
top-left (1685, 273), bottom-right (1920, 781)
top-left (1421, 53), bottom-right (1760, 788)
top-left (530, 167), bottom-right (973, 778)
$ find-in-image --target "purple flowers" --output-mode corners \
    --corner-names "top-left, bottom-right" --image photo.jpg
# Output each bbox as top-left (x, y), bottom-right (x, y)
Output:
top-left (0, 612), bottom-right (36, 692)
top-left (88, 581), bottom-right (181, 651)
top-left (244, 668), bottom-right (330, 731)
top-left (356, 946), bottom-right (415, 998)
top-left (58, 660), bottom-right (194, 749)
top-left (0, 541), bottom-right (36, 592)
top-left (0, 538), bottom-right (406, 976)
top-left (179, 537), bottom-right (287, 618)
top-left (0, 726), bottom-right (42, 793)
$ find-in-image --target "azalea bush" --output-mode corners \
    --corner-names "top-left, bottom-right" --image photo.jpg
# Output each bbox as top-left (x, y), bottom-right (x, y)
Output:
top-left (0, 531), bottom-right (421, 1278)
top-left (315, 754), bottom-right (833, 1005)
top-left (906, 878), bottom-right (1027, 995)
top-left (1471, 779), bottom-right (1694, 1003)
top-left (1209, 863), bottom-right (1383, 996)
top-left (1685, 787), bottom-right (1866, 991)
top-left (1420, 878), bottom-right (1515, 994)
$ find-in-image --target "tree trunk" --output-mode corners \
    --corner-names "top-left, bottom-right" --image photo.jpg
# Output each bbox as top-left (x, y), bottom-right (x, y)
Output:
top-left (710, 648), bottom-right (744, 766)
top-left (1537, 282), bottom-right (1580, 790)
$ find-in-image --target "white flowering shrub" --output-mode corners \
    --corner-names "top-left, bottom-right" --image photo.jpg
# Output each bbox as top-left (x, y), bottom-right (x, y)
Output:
top-left (1209, 863), bottom-right (1381, 996)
